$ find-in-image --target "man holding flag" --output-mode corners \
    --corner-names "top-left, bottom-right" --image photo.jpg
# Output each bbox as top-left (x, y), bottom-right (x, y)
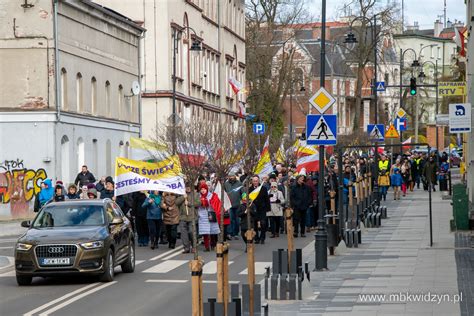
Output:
top-left (249, 175), bottom-right (271, 244)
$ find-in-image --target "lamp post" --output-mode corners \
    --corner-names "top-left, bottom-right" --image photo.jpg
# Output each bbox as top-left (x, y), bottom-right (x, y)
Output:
top-left (418, 59), bottom-right (439, 163)
top-left (344, 14), bottom-right (379, 203)
top-left (172, 27), bottom-right (202, 153)
top-left (289, 79), bottom-right (305, 141)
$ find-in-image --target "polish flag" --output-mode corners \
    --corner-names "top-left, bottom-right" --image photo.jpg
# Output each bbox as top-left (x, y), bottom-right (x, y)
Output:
top-left (296, 153), bottom-right (319, 173)
top-left (210, 181), bottom-right (231, 225)
top-left (228, 77), bottom-right (243, 94)
top-left (454, 28), bottom-right (466, 57)
top-left (238, 101), bottom-right (246, 118)
top-left (402, 137), bottom-right (412, 152)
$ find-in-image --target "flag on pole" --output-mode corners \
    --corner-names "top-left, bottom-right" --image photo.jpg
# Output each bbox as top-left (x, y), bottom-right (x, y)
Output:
top-left (228, 77), bottom-right (243, 94)
top-left (296, 153), bottom-right (320, 173)
top-left (254, 136), bottom-right (273, 178)
top-left (238, 101), bottom-right (246, 118)
top-left (249, 184), bottom-right (263, 201)
top-left (212, 181), bottom-right (232, 211)
top-left (276, 142), bottom-right (286, 164)
top-left (454, 27), bottom-right (466, 57)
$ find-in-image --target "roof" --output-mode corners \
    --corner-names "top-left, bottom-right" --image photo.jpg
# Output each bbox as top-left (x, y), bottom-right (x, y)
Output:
top-left (77, 0), bottom-right (146, 32)
top-left (289, 21), bottom-right (349, 29)
top-left (393, 33), bottom-right (454, 42)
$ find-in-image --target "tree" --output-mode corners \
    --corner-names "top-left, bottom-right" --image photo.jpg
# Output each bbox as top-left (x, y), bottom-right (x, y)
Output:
top-left (245, 0), bottom-right (312, 142)
top-left (339, 0), bottom-right (400, 132)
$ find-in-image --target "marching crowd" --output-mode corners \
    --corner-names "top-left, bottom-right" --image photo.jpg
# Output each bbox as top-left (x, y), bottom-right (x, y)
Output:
top-left (33, 150), bottom-right (449, 253)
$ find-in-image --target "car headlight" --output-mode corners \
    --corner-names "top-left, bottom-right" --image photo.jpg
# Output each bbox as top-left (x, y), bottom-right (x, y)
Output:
top-left (16, 243), bottom-right (33, 251)
top-left (80, 241), bottom-right (104, 249)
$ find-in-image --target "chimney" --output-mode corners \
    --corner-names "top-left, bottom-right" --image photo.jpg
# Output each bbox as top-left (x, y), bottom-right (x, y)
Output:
top-left (434, 19), bottom-right (443, 37)
top-left (447, 19), bottom-right (453, 28)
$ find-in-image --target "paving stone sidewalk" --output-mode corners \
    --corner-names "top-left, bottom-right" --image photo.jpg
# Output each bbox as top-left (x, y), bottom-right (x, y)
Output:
top-left (269, 189), bottom-right (462, 316)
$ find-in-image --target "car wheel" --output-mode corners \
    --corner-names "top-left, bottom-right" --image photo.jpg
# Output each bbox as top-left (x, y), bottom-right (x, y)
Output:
top-left (121, 242), bottom-right (135, 273)
top-left (16, 274), bottom-right (32, 286)
top-left (100, 249), bottom-right (114, 282)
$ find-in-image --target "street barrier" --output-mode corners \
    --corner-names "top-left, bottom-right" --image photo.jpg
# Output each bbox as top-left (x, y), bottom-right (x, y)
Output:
top-left (204, 283), bottom-right (266, 316)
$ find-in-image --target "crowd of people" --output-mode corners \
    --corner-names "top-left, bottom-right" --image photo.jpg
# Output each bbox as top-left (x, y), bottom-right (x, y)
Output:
top-left (33, 150), bottom-right (449, 254)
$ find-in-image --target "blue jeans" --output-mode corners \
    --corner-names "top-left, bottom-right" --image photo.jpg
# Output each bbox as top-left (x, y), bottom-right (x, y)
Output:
top-left (229, 206), bottom-right (240, 236)
top-left (379, 186), bottom-right (388, 199)
top-left (305, 207), bottom-right (313, 228)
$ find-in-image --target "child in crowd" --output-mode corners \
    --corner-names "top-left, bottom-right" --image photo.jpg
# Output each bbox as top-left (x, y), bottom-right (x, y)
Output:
top-left (390, 168), bottom-right (403, 200)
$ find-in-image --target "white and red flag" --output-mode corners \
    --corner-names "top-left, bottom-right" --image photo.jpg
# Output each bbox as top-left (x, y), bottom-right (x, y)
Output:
top-left (454, 27), bottom-right (466, 57)
top-left (228, 77), bottom-right (243, 94)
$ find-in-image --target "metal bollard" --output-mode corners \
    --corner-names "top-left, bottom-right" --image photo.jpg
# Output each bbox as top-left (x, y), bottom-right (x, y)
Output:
top-left (264, 266), bottom-right (270, 299)
top-left (280, 274), bottom-right (288, 300)
top-left (357, 228), bottom-right (362, 244)
top-left (288, 274), bottom-right (297, 300)
top-left (232, 298), bottom-right (242, 316)
top-left (305, 262), bottom-right (310, 281)
top-left (262, 303), bottom-right (269, 316)
top-left (353, 229), bottom-right (358, 247)
top-left (270, 274), bottom-right (279, 300)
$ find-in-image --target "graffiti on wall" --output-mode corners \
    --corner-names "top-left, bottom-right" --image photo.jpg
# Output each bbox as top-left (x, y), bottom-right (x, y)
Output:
top-left (0, 159), bottom-right (47, 218)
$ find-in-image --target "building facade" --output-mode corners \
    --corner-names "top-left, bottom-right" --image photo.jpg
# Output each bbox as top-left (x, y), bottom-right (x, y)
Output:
top-left (0, 0), bottom-right (144, 219)
top-left (96, 0), bottom-right (247, 139)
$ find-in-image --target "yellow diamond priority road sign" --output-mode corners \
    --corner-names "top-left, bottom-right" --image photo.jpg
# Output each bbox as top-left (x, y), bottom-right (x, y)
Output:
top-left (396, 108), bottom-right (407, 118)
top-left (309, 87), bottom-right (336, 114)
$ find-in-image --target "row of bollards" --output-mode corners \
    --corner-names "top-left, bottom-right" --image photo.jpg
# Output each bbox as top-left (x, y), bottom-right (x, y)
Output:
top-left (204, 284), bottom-right (268, 316)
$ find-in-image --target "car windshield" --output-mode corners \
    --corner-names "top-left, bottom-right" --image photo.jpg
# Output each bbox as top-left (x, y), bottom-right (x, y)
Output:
top-left (32, 204), bottom-right (105, 228)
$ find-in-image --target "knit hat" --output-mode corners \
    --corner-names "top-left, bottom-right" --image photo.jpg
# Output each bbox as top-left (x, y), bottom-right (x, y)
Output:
top-left (56, 180), bottom-right (64, 186)
top-left (105, 176), bottom-right (114, 184)
top-left (87, 183), bottom-right (96, 189)
top-left (87, 188), bottom-right (98, 198)
top-left (199, 182), bottom-right (208, 191)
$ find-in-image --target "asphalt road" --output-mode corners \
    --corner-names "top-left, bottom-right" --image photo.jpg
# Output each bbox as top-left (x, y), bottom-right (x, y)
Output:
top-left (0, 229), bottom-right (315, 316)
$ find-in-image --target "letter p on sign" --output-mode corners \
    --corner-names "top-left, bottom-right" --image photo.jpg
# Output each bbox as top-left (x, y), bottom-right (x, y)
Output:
top-left (253, 123), bottom-right (265, 135)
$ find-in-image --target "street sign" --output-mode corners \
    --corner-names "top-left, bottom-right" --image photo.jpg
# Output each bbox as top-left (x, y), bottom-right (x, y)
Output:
top-left (436, 114), bottom-right (449, 126)
top-left (253, 122), bottom-right (265, 134)
top-left (309, 87), bottom-right (336, 114)
top-left (385, 124), bottom-right (400, 138)
top-left (306, 114), bottom-right (337, 145)
top-left (449, 103), bottom-right (471, 133)
top-left (396, 108), bottom-right (407, 118)
top-left (394, 117), bottom-right (407, 131)
top-left (438, 82), bottom-right (467, 96)
top-left (367, 124), bottom-right (385, 142)
top-left (376, 81), bottom-right (385, 92)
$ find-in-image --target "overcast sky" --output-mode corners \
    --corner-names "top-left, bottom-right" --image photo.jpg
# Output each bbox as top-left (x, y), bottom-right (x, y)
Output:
top-left (310, 0), bottom-right (466, 28)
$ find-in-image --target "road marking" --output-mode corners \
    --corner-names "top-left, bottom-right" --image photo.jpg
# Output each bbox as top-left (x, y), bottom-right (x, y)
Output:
top-left (238, 262), bottom-right (272, 275)
top-left (23, 282), bottom-right (101, 316)
top-left (136, 260), bottom-right (145, 265)
top-left (145, 279), bottom-right (188, 283)
top-left (0, 239), bottom-right (18, 243)
top-left (202, 280), bottom-right (240, 284)
top-left (202, 260), bottom-right (234, 274)
top-left (162, 249), bottom-right (187, 261)
top-left (142, 259), bottom-right (188, 273)
top-left (149, 245), bottom-right (184, 261)
top-left (0, 246), bottom-right (13, 249)
top-left (37, 281), bottom-right (117, 316)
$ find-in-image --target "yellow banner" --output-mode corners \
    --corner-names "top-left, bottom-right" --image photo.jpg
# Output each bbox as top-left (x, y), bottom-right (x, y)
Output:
top-left (115, 156), bottom-right (181, 179)
top-left (438, 82), bottom-right (466, 96)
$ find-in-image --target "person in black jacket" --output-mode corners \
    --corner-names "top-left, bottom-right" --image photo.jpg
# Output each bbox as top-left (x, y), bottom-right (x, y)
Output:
top-left (249, 175), bottom-right (271, 244)
top-left (74, 165), bottom-right (96, 188)
top-left (238, 193), bottom-right (257, 252)
top-left (290, 175), bottom-right (312, 237)
top-left (132, 191), bottom-right (149, 246)
top-left (101, 179), bottom-right (115, 199)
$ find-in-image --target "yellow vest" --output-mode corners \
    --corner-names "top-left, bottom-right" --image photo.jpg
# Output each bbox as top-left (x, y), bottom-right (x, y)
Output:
top-left (379, 160), bottom-right (389, 171)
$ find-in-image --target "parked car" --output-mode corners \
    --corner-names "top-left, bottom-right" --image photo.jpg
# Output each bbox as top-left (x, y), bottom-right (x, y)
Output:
top-left (15, 199), bottom-right (135, 285)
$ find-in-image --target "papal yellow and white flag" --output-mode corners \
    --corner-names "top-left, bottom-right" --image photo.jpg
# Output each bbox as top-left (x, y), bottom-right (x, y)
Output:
top-left (254, 136), bottom-right (273, 178)
top-left (114, 156), bottom-right (185, 196)
top-left (249, 184), bottom-right (263, 201)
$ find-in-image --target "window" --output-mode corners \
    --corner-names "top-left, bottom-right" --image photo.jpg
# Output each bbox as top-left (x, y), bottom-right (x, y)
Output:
top-left (61, 135), bottom-right (70, 184)
top-left (91, 77), bottom-right (97, 115)
top-left (106, 139), bottom-right (112, 176)
top-left (118, 84), bottom-right (124, 120)
top-left (92, 139), bottom-right (98, 176)
top-left (77, 137), bottom-right (85, 173)
top-left (76, 73), bottom-right (83, 112)
top-left (384, 73), bottom-right (389, 86)
top-left (105, 81), bottom-right (111, 117)
top-left (61, 68), bottom-right (67, 110)
top-left (119, 140), bottom-right (125, 157)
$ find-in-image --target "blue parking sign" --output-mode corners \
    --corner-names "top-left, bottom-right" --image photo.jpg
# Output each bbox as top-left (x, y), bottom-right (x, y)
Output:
top-left (253, 123), bottom-right (265, 135)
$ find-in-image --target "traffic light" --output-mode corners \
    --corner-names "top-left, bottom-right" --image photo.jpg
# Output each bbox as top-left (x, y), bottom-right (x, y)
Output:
top-left (410, 77), bottom-right (417, 96)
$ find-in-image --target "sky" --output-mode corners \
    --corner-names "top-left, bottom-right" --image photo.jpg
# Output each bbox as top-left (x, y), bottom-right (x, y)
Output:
top-left (310, 0), bottom-right (466, 28)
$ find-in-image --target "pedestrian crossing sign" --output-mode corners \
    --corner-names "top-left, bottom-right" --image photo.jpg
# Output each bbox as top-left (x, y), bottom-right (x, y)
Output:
top-left (367, 124), bottom-right (385, 142)
top-left (306, 114), bottom-right (337, 145)
top-left (385, 124), bottom-right (399, 138)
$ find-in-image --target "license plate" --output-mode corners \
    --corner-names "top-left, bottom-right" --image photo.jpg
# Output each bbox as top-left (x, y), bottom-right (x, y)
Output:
top-left (41, 258), bottom-right (70, 265)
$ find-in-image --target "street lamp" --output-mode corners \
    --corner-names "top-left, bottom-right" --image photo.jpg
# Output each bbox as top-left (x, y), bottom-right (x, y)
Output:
top-left (418, 60), bottom-right (440, 163)
top-left (172, 26), bottom-right (202, 153)
top-left (289, 78), bottom-right (306, 141)
top-left (344, 14), bottom-right (380, 204)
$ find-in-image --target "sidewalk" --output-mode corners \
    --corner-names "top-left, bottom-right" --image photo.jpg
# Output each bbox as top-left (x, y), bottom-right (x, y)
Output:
top-left (270, 188), bottom-right (462, 316)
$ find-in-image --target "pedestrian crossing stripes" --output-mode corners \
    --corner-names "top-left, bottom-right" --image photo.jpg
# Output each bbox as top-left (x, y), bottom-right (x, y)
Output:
top-left (238, 262), bottom-right (272, 275)
top-left (149, 245), bottom-right (184, 261)
top-left (202, 261), bottom-right (234, 274)
top-left (142, 259), bottom-right (188, 273)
